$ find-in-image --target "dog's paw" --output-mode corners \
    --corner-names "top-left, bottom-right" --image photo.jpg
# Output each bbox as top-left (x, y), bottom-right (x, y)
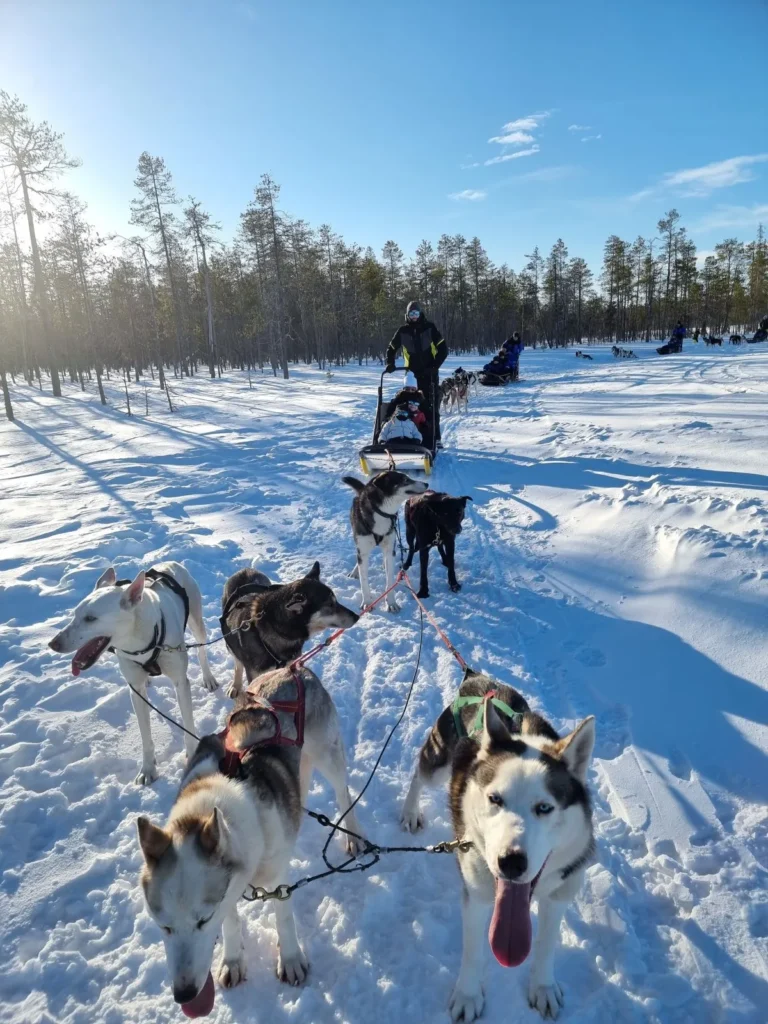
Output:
top-left (202, 674), bottom-right (219, 693)
top-left (416, 588), bottom-right (430, 599)
top-left (135, 764), bottom-right (158, 786)
top-left (343, 830), bottom-right (367, 857)
top-left (218, 956), bottom-right (247, 988)
top-left (449, 580), bottom-right (462, 592)
top-left (276, 947), bottom-right (309, 986)
top-left (387, 599), bottom-right (401, 614)
top-left (400, 807), bottom-right (423, 833)
top-left (528, 980), bottom-right (564, 1019)
top-left (449, 983), bottom-right (484, 1022)
top-left (226, 681), bottom-right (241, 700)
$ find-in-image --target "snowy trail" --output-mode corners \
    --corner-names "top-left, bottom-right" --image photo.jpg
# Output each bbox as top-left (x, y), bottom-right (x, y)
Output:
top-left (1, 346), bottom-right (767, 1023)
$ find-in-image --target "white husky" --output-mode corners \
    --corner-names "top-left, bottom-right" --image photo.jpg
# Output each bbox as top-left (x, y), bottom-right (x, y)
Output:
top-left (49, 561), bottom-right (218, 784)
top-left (137, 664), bottom-right (364, 1016)
top-left (401, 671), bottom-right (595, 1021)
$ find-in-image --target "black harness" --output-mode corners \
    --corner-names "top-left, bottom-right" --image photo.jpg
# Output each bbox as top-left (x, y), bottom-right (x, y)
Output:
top-left (367, 504), bottom-right (399, 545)
top-left (218, 580), bottom-right (286, 667)
top-left (110, 569), bottom-right (190, 676)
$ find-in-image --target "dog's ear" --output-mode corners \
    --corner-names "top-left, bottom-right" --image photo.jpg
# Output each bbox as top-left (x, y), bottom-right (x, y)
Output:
top-left (481, 696), bottom-right (510, 751)
top-left (95, 566), bottom-right (116, 590)
top-left (461, 496), bottom-right (473, 504)
top-left (137, 816), bottom-right (172, 864)
top-left (286, 593), bottom-right (307, 615)
top-left (198, 806), bottom-right (237, 865)
top-left (305, 561), bottom-right (321, 581)
top-left (121, 571), bottom-right (146, 608)
top-left (552, 716), bottom-right (595, 783)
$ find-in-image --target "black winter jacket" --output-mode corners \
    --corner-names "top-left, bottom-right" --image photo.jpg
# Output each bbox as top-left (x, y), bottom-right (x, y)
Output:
top-left (387, 315), bottom-right (447, 374)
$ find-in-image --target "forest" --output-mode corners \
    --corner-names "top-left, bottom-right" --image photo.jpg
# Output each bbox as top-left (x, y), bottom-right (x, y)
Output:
top-left (1, 89), bottom-right (766, 410)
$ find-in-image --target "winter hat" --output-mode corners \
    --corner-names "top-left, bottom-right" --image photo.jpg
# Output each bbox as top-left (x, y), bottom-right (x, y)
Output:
top-left (405, 300), bottom-right (423, 322)
top-left (404, 370), bottom-right (418, 389)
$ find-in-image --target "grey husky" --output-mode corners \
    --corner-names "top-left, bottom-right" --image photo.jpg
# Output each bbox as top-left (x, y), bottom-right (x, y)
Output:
top-left (401, 670), bottom-right (595, 1021)
top-left (137, 663), bottom-right (364, 1016)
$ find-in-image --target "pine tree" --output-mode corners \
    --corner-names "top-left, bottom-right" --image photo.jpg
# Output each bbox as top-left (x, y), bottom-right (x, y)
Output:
top-left (130, 152), bottom-right (187, 374)
top-left (0, 92), bottom-right (79, 395)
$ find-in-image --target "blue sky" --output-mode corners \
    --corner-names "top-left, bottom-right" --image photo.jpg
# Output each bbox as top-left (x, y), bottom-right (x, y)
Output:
top-left (2, 0), bottom-right (766, 273)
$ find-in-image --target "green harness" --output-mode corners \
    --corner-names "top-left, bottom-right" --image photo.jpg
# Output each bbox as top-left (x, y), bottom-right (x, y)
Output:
top-left (451, 691), bottom-right (522, 737)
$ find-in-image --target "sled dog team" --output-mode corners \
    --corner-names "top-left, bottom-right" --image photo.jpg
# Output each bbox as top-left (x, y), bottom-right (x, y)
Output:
top-left (49, 470), bottom-right (595, 1023)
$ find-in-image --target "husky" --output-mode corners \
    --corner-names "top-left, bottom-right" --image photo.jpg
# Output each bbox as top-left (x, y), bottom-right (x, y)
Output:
top-left (401, 671), bottom-right (595, 1021)
top-left (221, 562), bottom-right (359, 699)
top-left (49, 561), bottom-right (218, 785)
top-left (137, 663), bottom-right (364, 1015)
top-left (402, 490), bottom-right (472, 598)
top-left (343, 471), bottom-right (428, 613)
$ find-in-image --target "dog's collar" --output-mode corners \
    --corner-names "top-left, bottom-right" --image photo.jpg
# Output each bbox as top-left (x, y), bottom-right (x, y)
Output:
top-left (451, 690), bottom-right (522, 738)
top-left (218, 666), bottom-right (306, 778)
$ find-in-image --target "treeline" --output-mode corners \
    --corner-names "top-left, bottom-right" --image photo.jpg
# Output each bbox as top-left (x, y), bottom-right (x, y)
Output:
top-left (1, 90), bottom-right (767, 417)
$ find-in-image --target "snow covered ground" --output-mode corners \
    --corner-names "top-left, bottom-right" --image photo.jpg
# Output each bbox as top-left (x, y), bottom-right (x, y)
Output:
top-left (1, 342), bottom-right (767, 1023)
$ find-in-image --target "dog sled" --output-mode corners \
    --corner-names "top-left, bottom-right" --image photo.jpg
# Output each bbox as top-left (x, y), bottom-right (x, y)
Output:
top-left (478, 368), bottom-right (519, 386)
top-left (358, 370), bottom-right (437, 476)
top-left (656, 338), bottom-right (683, 355)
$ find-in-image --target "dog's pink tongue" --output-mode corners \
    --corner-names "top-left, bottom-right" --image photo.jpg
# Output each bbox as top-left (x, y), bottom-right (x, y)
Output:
top-left (489, 878), bottom-right (533, 968)
top-left (181, 972), bottom-right (215, 1018)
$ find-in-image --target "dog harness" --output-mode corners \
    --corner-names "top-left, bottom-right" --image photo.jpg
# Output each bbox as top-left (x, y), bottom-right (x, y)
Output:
top-left (368, 504), bottom-right (399, 546)
top-left (451, 690), bottom-right (521, 738)
top-left (110, 569), bottom-right (190, 675)
top-left (218, 666), bottom-right (306, 778)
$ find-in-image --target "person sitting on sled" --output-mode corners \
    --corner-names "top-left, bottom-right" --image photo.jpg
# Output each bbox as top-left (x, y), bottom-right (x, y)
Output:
top-left (378, 402), bottom-right (424, 443)
top-left (384, 371), bottom-right (427, 432)
top-left (483, 332), bottom-right (522, 379)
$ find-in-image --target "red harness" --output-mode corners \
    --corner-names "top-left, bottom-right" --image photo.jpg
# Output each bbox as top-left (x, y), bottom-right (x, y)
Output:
top-left (218, 666), bottom-right (306, 779)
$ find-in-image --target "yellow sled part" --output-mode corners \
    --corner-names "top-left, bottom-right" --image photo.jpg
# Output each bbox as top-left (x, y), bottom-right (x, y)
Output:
top-left (423, 457), bottom-right (432, 476)
top-left (360, 456), bottom-right (370, 475)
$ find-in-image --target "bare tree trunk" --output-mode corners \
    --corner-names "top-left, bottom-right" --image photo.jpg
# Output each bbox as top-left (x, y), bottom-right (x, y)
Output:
top-left (18, 168), bottom-right (61, 395)
top-left (0, 367), bottom-right (13, 421)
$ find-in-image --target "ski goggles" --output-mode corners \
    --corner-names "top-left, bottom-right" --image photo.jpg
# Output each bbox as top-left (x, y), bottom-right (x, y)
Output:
top-left (407, 309), bottom-right (421, 320)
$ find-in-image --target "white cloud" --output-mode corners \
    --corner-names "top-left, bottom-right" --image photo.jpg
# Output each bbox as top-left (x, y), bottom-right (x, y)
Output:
top-left (449, 189), bottom-right (487, 201)
top-left (568, 124), bottom-right (591, 132)
top-left (632, 154), bottom-right (768, 202)
top-left (693, 203), bottom-right (768, 232)
top-left (501, 111), bottom-right (552, 132)
top-left (485, 145), bottom-right (540, 166)
top-left (663, 155), bottom-right (768, 196)
top-left (581, 134), bottom-right (602, 143)
top-left (488, 130), bottom-right (535, 146)
top-left (460, 161), bottom-right (480, 169)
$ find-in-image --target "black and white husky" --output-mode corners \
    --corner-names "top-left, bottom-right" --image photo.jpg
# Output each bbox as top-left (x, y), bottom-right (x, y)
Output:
top-left (137, 664), bottom-right (364, 1016)
top-left (49, 561), bottom-right (218, 785)
top-left (220, 562), bottom-right (359, 698)
top-left (343, 470), bottom-right (428, 613)
top-left (401, 671), bottom-right (595, 1021)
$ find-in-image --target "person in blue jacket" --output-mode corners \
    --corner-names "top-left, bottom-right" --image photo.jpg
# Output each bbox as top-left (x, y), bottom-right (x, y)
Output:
top-left (672, 321), bottom-right (686, 341)
top-left (483, 332), bottom-right (522, 379)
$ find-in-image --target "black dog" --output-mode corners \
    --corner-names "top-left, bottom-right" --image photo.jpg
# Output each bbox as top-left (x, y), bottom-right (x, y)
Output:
top-left (403, 490), bottom-right (472, 598)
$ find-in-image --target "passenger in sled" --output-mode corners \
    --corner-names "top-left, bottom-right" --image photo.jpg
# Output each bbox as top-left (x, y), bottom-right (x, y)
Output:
top-left (482, 332), bottom-right (522, 381)
top-left (381, 370), bottom-right (431, 447)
